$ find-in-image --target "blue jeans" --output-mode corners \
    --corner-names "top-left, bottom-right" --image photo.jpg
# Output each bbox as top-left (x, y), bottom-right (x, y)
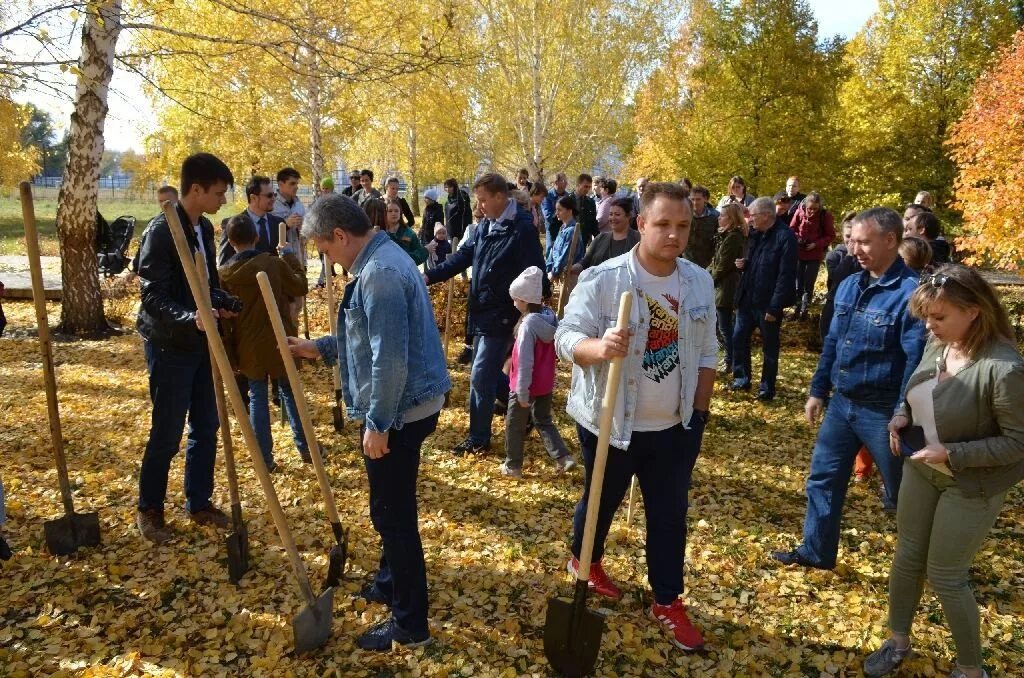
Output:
top-left (468, 334), bottom-right (513, 445)
top-left (138, 341), bottom-right (218, 514)
top-left (571, 421), bottom-right (704, 605)
top-left (363, 412), bottom-right (439, 637)
top-left (797, 393), bottom-right (903, 568)
top-left (248, 377), bottom-right (308, 465)
top-left (717, 306), bottom-right (735, 371)
top-left (732, 306), bottom-right (781, 395)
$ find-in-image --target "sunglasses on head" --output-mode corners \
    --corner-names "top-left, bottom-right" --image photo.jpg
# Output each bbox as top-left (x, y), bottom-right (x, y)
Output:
top-left (919, 272), bottom-right (950, 288)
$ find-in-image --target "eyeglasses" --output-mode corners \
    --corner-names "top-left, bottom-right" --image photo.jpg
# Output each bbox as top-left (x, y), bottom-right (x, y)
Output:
top-left (919, 272), bottom-right (949, 288)
top-left (260, 192), bottom-right (276, 199)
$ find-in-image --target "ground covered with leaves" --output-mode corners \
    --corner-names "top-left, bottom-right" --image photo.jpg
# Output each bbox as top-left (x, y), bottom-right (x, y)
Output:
top-left (1, 284), bottom-right (1022, 677)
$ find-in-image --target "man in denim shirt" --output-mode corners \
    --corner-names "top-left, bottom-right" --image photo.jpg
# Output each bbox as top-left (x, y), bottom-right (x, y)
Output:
top-left (289, 195), bottom-right (451, 650)
top-left (773, 207), bottom-right (926, 570)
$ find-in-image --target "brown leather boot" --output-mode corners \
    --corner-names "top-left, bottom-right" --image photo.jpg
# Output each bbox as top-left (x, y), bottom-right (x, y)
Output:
top-left (137, 508), bottom-right (172, 544)
top-left (189, 505), bottom-right (230, 528)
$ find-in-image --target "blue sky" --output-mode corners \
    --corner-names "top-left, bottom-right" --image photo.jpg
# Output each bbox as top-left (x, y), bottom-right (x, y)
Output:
top-left (15, 0), bottom-right (879, 154)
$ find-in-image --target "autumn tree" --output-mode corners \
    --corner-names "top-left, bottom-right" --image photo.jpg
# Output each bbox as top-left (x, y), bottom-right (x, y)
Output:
top-left (948, 28), bottom-right (1024, 269)
top-left (0, 95), bottom-right (41, 188)
top-left (471, 0), bottom-right (669, 181)
top-left (625, 0), bottom-right (844, 200)
top-left (834, 0), bottom-right (1018, 210)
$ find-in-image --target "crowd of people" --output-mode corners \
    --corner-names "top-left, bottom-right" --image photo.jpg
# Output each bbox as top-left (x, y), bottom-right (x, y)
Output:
top-left (3, 153), bottom-right (1021, 678)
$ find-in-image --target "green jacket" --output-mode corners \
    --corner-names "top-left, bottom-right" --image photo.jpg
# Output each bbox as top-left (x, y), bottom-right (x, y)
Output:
top-left (708, 229), bottom-right (746, 310)
top-left (388, 225), bottom-right (428, 265)
top-left (898, 337), bottom-right (1024, 498)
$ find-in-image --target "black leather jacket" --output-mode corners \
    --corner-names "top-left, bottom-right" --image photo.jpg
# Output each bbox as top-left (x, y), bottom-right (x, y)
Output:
top-left (136, 203), bottom-right (219, 352)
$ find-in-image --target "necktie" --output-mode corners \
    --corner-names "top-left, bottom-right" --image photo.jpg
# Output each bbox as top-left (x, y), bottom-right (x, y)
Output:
top-left (258, 216), bottom-right (269, 247)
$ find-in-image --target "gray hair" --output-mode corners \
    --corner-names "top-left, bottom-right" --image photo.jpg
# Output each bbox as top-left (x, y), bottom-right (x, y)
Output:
top-left (303, 194), bottom-right (371, 239)
top-left (803, 191), bottom-right (822, 207)
top-left (855, 207), bottom-right (903, 243)
top-left (749, 196), bottom-right (774, 215)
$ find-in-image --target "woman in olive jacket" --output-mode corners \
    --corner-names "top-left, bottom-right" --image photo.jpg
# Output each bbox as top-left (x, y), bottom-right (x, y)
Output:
top-left (864, 265), bottom-right (1024, 678)
top-left (708, 202), bottom-right (747, 373)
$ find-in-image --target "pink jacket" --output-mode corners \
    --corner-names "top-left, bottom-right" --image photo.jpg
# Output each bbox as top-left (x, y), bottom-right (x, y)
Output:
top-left (509, 307), bottom-right (558, 400)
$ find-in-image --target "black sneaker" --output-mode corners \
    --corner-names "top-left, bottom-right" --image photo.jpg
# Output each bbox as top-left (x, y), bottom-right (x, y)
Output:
top-left (863, 638), bottom-right (912, 677)
top-left (0, 534), bottom-right (12, 560)
top-left (757, 390), bottom-right (775, 402)
top-left (356, 618), bottom-right (431, 651)
top-left (457, 346), bottom-right (473, 365)
top-left (729, 380), bottom-right (751, 392)
top-left (770, 549), bottom-right (834, 571)
top-left (452, 438), bottom-right (491, 457)
top-left (358, 582), bottom-right (391, 606)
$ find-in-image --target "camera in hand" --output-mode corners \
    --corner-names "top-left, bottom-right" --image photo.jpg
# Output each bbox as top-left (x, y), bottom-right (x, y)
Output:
top-left (210, 287), bottom-right (243, 314)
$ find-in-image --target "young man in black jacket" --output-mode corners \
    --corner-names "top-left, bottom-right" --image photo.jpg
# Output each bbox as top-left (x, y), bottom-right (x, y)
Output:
top-left (425, 173), bottom-right (548, 455)
top-left (135, 152), bottom-right (236, 543)
top-left (442, 178), bottom-right (472, 241)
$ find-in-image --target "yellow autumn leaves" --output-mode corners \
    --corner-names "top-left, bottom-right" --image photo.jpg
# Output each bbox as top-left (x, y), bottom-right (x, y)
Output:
top-left (0, 292), bottom-right (1022, 676)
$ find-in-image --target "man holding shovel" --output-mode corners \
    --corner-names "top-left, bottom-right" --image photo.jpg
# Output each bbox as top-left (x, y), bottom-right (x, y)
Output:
top-left (288, 194), bottom-right (451, 651)
top-left (555, 182), bottom-right (717, 652)
top-left (135, 152), bottom-right (237, 543)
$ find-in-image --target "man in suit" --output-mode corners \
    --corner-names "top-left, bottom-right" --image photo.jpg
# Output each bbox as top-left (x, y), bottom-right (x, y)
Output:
top-left (217, 175), bottom-right (283, 266)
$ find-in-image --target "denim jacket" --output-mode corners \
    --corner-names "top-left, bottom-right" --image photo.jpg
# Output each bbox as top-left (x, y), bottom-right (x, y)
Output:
top-left (810, 257), bottom-right (925, 409)
top-left (315, 231), bottom-right (451, 432)
top-left (546, 219), bottom-right (585, 275)
top-left (555, 251), bottom-right (718, 450)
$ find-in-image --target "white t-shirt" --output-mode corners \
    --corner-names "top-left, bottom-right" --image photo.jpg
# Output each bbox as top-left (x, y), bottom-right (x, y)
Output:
top-left (193, 224), bottom-right (209, 281)
top-left (633, 265), bottom-right (682, 431)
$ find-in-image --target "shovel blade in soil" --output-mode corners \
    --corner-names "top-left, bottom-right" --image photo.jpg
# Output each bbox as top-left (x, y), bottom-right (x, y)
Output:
top-left (332, 405), bottom-right (344, 432)
top-left (225, 526), bottom-right (250, 585)
top-left (544, 595), bottom-right (604, 677)
top-left (43, 511), bottom-right (101, 556)
top-left (324, 528), bottom-right (349, 591)
top-left (293, 587), bottom-right (334, 655)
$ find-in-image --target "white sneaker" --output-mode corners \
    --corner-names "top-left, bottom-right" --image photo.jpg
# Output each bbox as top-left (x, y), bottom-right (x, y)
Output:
top-left (556, 456), bottom-right (577, 473)
top-left (499, 461), bottom-right (522, 478)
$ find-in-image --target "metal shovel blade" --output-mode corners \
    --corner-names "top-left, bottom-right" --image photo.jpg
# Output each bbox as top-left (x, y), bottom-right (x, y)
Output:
top-left (544, 583), bottom-right (604, 677)
top-left (331, 400), bottom-right (344, 432)
top-left (324, 523), bottom-right (349, 591)
top-left (292, 586), bottom-right (334, 655)
top-left (43, 511), bottom-right (101, 556)
top-left (225, 511), bottom-right (250, 585)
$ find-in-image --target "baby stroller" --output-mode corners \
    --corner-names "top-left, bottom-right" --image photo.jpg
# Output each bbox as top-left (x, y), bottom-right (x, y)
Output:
top-left (96, 212), bottom-right (136, 277)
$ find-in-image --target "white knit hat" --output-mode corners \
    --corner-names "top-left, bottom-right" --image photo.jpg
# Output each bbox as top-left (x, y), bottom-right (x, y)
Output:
top-left (424, 188), bottom-right (439, 202)
top-left (509, 266), bottom-right (543, 305)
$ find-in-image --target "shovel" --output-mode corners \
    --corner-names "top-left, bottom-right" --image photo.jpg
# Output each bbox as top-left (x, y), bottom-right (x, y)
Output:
top-left (323, 264), bottom-right (345, 432)
top-left (257, 271), bottom-right (349, 591)
top-left (163, 201), bottom-right (333, 654)
top-left (193, 251), bottom-right (250, 584)
top-left (625, 477), bottom-right (639, 534)
top-left (556, 223), bottom-right (582, 318)
top-left (544, 290), bottom-right (632, 677)
top-left (19, 182), bottom-right (102, 556)
top-left (441, 237), bottom-right (459, 362)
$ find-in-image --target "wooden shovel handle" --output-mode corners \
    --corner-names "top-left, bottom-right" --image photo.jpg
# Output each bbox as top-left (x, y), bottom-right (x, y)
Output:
top-left (576, 290), bottom-right (632, 582)
top-left (556, 225), bottom-right (581, 318)
top-left (193, 251), bottom-right (242, 509)
top-left (442, 237), bottom-right (458, 361)
top-left (324, 264), bottom-right (342, 391)
top-left (256, 271), bottom-right (343, 528)
top-left (278, 221), bottom-right (287, 249)
top-left (161, 201), bottom-right (317, 607)
top-left (19, 182), bottom-right (76, 516)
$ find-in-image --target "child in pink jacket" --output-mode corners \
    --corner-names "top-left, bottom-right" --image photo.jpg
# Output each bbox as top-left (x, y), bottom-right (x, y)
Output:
top-left (500, 266), bottom-right (575, 478)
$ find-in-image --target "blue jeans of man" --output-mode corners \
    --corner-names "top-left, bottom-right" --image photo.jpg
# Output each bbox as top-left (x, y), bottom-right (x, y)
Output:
top-left (571, 421), bottom-right (704, 605)
top-left (248, 377), bottom-right (308, 465)
top-left (796, 393), bottom-right (903, 568)
top-left (363, 412), bottom-right (439, 637)
top-left (732, 306), bottom-right (781, 395)
top-left (468, 334), bottom-right (513, 445)
top-left (717, 306), bottom-right (735, 372)
top-left (138, 341), bottom-right (218, 514)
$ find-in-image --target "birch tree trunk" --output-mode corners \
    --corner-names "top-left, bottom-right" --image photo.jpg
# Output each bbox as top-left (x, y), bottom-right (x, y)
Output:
top-left (55, 0), bottom-right (123, 335)
top-left (408, 120), bottom-right (420, 217)
top-left (307, 73), bottom-right (324, 188)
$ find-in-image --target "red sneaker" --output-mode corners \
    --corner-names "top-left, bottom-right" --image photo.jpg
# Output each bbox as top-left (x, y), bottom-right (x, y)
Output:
top-left (566, 556), bottom-right (622, 600)
top-left (650, 599), bottom-right (705, 651)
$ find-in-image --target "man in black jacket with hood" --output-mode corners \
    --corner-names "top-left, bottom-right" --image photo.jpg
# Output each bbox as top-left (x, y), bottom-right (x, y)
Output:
top-left (135, 152), bottom-right (236, 543)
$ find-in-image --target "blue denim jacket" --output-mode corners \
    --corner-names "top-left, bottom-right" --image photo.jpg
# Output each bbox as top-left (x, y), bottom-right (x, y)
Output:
top-left (546, 219), bottom-right (585, 275)
top-left (810, 257), bottom-right (925, 408)
top-left (555, 251), bottom-right (719, 450)
top-left (315, 231), bottom-right (451, 432)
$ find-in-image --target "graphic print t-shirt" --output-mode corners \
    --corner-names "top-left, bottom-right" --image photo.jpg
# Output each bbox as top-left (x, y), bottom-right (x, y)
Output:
top-left (633, 266), bottom-right (682, 431)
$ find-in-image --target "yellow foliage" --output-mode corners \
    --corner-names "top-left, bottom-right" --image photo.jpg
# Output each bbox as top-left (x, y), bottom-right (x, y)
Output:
top-left (1, 292), bottom-right (1022, 675)
top-left (0, 96), bottom-right (41, 189)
